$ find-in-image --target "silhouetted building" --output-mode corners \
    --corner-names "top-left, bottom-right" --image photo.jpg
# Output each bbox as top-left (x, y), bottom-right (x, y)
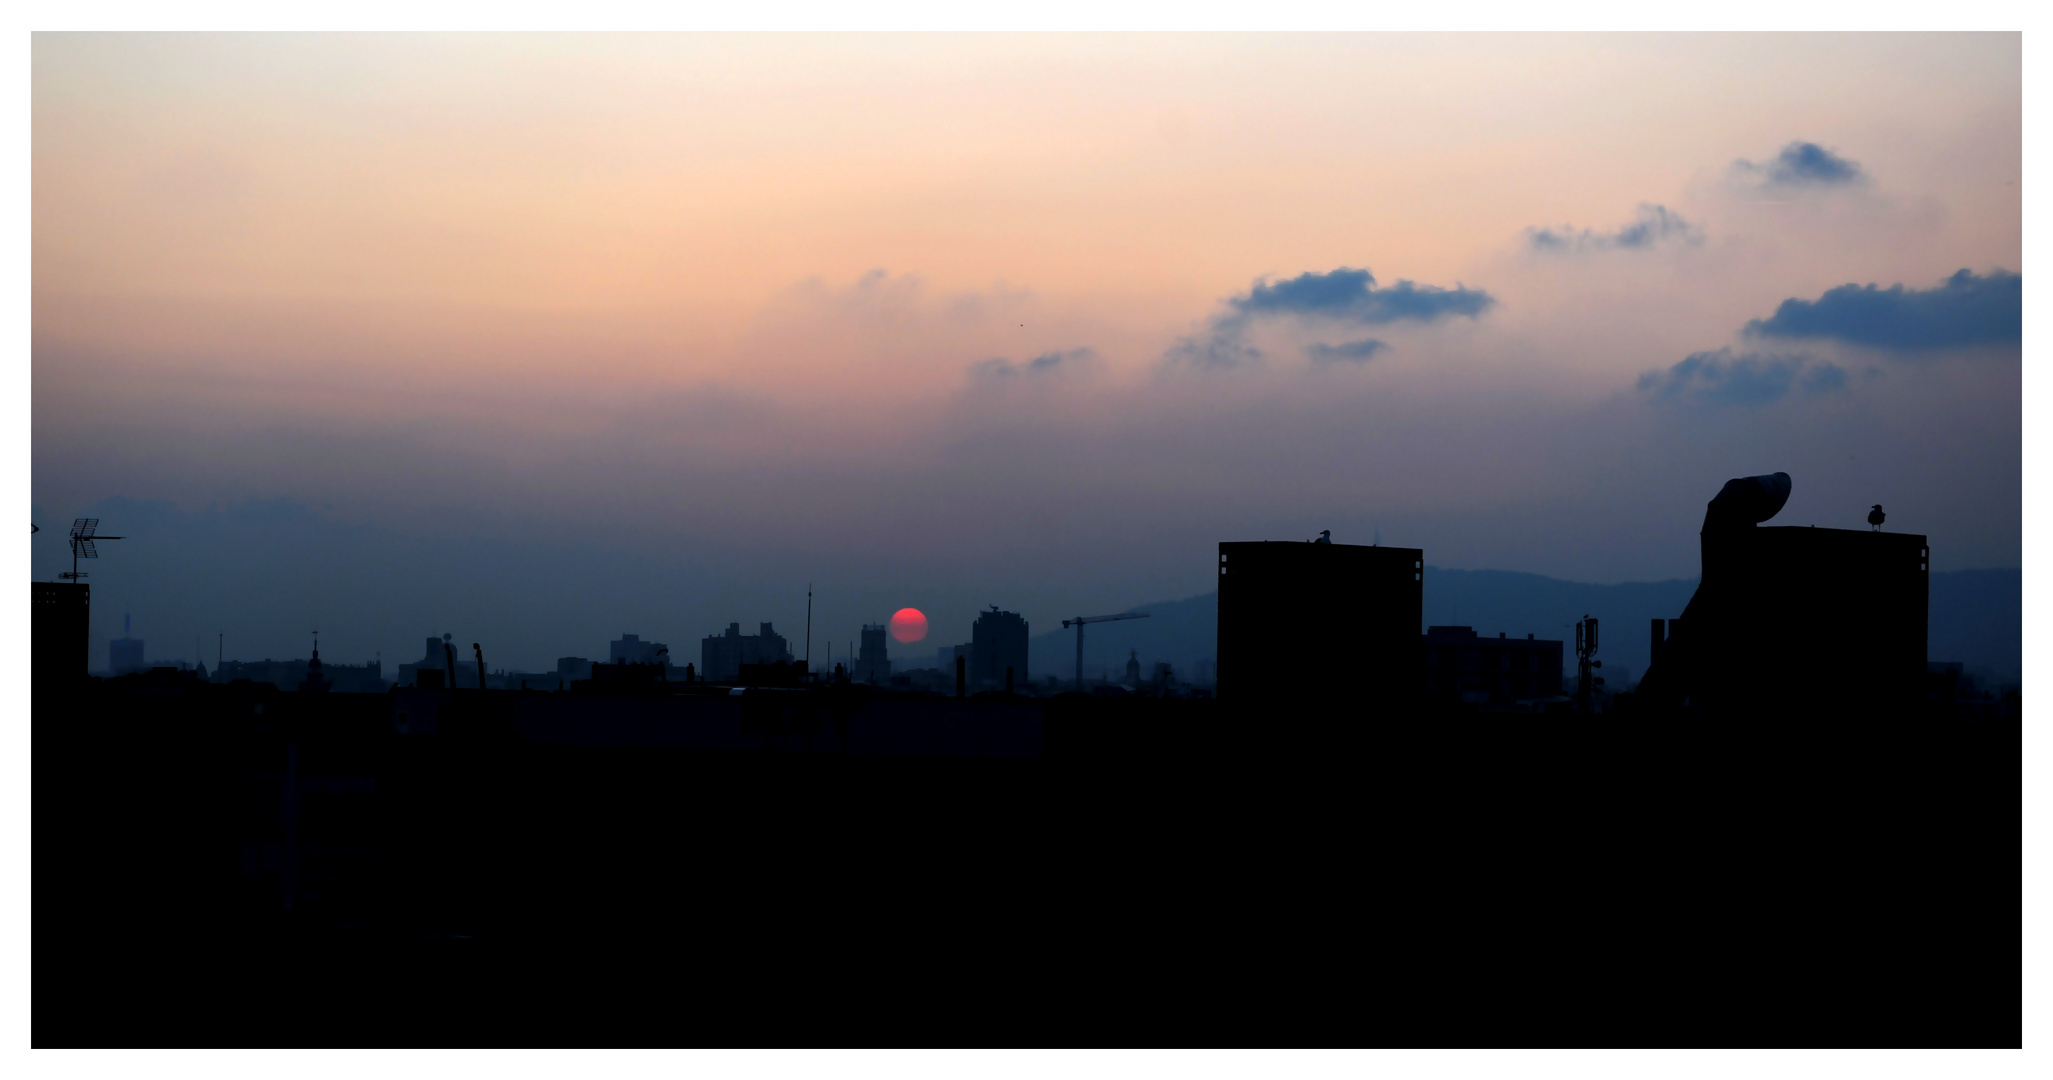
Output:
top-left (556, 656), bottom-right (593, 682)
top-left (1424, 627), bottom-right (1564, 711)
top-left (300, 644), bottom-right (331, 693)
top-left (109, 635), bottom-right (145, 676)
top-left (1637, 472), bottom-right (1928, 718)
top-left (397, 634), bottom-right (474, 689)
top-left (970, 607), bottom-right (1028, 691)
top-left (700, 622), bottom-right (793, 683)
top-left (32, 583), bottom-right (90, 693)
top-left (610, 633), bottom-right (668, 665)
top-left (1217, 537), bottom-right (1424, 715)
top-left (855, 623), bottom-right (889, 685)
top-left (1124, 649), bottom-right (1142, 686)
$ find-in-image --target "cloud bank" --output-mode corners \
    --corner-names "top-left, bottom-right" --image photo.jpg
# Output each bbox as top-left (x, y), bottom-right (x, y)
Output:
top-left (1304, 339), bottom-right (1388, 364)
top-left (970, 348), bottom-right (1098, 380)
top-left (1637, 348), bottom-right (1847, 407)
top-left (1527, 204), bottom-right (1701, 253)
top-left (1744, 269), bottom-right (2022, 353)
top-left (1732, 141), bottom-right (1867, 189)
top-left (1168, 267), bottom-right (1494, 369)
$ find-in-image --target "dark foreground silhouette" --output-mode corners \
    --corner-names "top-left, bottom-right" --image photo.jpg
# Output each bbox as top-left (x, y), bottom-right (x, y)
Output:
top-left (32, 672), bottom-right (2017, 1046)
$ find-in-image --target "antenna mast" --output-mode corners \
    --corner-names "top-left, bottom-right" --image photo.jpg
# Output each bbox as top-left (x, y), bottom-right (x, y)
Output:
top-left (62, 518), bottom-right (124, 582)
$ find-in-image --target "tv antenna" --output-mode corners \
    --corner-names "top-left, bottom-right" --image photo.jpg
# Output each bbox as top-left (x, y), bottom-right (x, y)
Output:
top-left (62, 518), bottom-right (124, 582)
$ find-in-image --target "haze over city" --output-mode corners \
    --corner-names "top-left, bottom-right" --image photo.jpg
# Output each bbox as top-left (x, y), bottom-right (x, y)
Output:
top-left (31, 33), bottom-right (2020, 674)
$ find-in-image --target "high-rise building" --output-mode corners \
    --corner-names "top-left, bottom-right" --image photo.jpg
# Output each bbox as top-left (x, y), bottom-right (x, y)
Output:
top-left (610, 633), bottom-right (668, 665)
top-left (969, 606), bottom-right (1028, 691)
top-left (109, 636), bottom-right (145, 676)
top-left (397, 634), bottom-right (474, 689)
top-left (700, 622), bottom-right (793, 683)
top-left (856, 623), bottom-right (889, 684)
top-left (1216, 537), bottom-right (1424, 716)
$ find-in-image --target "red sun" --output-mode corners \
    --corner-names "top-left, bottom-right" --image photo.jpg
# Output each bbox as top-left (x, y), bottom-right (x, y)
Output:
top-left (888, 608), bottom-right (929, 644)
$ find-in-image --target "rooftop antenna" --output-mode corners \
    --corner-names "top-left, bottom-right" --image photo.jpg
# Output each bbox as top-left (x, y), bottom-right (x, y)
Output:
top-left (64, 518), bottom-right (124, 582)
top-left (805, 584), bottom-right (813, 677)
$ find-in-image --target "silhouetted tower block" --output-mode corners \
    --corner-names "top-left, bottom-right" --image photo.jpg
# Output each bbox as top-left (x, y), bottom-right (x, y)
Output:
top-left (1217, 538), bottom-right (1424, 715)
top-left (857, 623), bottom-right (889, 685)
top-left (401, 633), bottom-right (476, 689)
top-left (32, 582), bottom-right (90, 699)
top-left (700, 622), bottom-right (793, 683)
top-left (1424, 626), bottom-right (1564, 710)
top-left (1639, 473), bottom-right (1928, 718)
top-left (610, 633), bottom-right (669, 665)
top-left (970, 606), bottom-right (1029, 690)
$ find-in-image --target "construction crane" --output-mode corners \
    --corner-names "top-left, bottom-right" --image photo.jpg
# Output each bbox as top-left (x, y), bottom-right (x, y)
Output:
top-left (63, 518), bottom-right (124, 582)
top-left (1060, 611), bottom-right (1150, 692)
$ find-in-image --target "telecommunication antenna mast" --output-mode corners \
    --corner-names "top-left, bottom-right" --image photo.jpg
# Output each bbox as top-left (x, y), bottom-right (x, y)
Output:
top-left (1574, 615), bottom-right (1603, 714)
top-left (63, 518), bottom-right (124, 582)
top-left (1060, 611), bottom-right (1150, 692)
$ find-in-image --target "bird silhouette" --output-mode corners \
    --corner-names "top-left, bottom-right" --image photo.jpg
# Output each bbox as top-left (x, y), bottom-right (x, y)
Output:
top-left (1868, 504), bottom-right (1886, 531)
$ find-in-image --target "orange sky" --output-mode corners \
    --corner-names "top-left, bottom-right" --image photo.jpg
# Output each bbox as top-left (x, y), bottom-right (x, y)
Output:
top-left (30, 33), bottom-right (2023, 666)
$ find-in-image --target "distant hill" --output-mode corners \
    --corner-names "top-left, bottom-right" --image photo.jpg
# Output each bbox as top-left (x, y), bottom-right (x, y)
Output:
top-left (1023, 566), bottom-right (2021, 690)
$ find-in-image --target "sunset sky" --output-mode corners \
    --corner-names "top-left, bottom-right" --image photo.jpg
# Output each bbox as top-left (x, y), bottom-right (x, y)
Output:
top-left (30, 33), bottom-right (2022, 671)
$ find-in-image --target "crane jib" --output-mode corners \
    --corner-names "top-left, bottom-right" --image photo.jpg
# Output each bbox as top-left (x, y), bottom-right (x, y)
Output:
top-left (1064, 611), bottom-right (1150, 691)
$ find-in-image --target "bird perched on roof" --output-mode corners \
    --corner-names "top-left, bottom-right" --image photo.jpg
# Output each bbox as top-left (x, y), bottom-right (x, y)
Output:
top-left (1868, 504), bottom-right (1886, 531)
top-left (1314, 530), bottom-right (1331, 544)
